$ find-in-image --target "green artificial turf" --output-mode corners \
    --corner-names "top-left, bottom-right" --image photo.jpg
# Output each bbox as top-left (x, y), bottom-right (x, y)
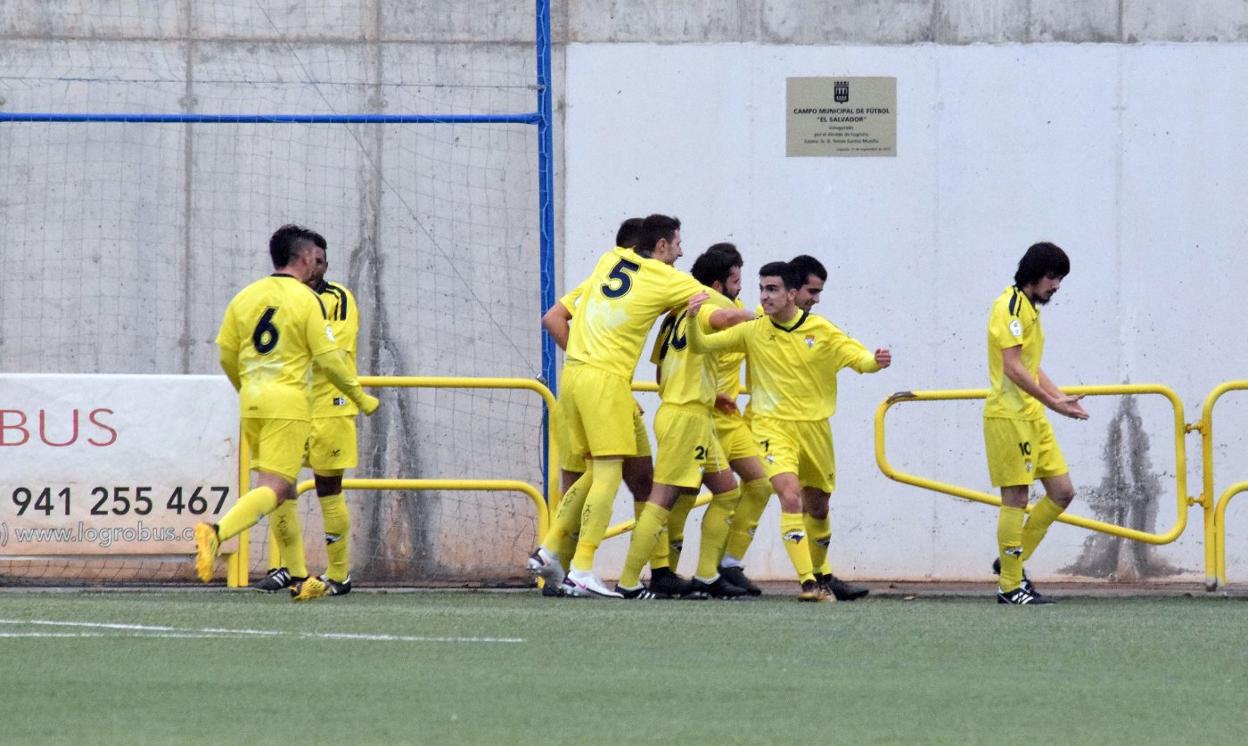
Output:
top-left (2, 590), bottom-right (1246, 744)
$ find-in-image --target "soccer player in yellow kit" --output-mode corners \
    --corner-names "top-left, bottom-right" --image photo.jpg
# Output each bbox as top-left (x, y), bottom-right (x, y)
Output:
top-left (615, 247), bottom-right (755, 600)
top-left (985, 242), bottom-right (1087, 605)
top-left (688, 261), bottom-right (890, 601)
top-left (195, 225), bottom-right (378, 587)
top-left (702, 244), bottom-right (771, 597)
top-left (527, 214), bottom-right (710, 598)
top-left (253, 230), bottom-right (362, 601)
top-left (540, 219), bottom-right (684, 594)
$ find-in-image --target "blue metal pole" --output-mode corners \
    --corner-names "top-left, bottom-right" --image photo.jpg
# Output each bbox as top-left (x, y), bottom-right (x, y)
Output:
top-left (536, 0), bottom-right (558, 504)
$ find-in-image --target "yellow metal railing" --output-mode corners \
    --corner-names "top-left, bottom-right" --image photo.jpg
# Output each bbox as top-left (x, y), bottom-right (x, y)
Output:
top-left (875, 384), bottom-right (1194, 546)
top-left (1199, 380), bottom-right (1248, 588)
top-left (361, 376), bottom-right (559, 509)
top-left (225, 376), bottom-right (557, 587)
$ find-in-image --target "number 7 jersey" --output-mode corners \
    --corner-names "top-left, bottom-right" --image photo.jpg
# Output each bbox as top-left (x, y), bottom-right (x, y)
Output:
top-left (564, 246), bottom-right (706, 379)
top-left (216, 273), bottom-right (338, 420)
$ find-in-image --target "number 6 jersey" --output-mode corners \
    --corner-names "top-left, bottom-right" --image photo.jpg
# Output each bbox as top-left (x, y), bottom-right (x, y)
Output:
top-left (216, 273), bottom-right (338, 420)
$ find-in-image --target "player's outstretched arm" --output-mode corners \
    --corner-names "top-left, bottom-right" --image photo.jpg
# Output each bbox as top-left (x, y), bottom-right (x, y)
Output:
top-left (707, 306), bottom-right (755, 331)
top-left (687, 293), bottom-right (748, 355)
top-left (541, 301), bottom-right (574, 351)
top-left (314, 349), bottom-right (380, 415)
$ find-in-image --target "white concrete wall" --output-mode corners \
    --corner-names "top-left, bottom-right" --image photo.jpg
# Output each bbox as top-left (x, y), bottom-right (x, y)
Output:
top-left (566, 41), bottom-right (1248, 583)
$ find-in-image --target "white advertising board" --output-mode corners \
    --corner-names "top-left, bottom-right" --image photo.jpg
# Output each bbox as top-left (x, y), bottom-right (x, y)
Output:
top-left (1, 374), bottom-right (239, 555)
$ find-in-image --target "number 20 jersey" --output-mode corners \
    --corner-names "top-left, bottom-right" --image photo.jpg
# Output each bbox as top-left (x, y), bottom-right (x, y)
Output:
top-left (564, 246), bottom-right (706, 380)
top-left (216, 273), bottom-right (338, 421)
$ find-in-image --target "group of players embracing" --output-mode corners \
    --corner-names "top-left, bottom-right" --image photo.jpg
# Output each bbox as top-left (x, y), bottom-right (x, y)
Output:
top-left (529, 215), bottom-right (1083, 606)
top-left (527, 214), bottom-right (891, 602)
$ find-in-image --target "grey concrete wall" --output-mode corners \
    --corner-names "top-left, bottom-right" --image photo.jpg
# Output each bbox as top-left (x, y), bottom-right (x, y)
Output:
top-left (561, 1), bottom-right (1248, 44)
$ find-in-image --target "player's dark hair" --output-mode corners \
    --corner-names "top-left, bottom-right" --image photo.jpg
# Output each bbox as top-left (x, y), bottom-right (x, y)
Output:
top-left (692, 244), bottom-right (741, 288)
top-left (759, 261), bottom-right (802, 291)
top-left (615, 217), bottom-right (644, 249)
top-left (269, 224), bottom-right (315, 269)
top-left (1014, 242), bottom-right (1070, 287)
top-left (305, 229), bottom-right (328, 252)
top-left (789, 254), bottom-right (827, 283)
top-left (706, 242), bottom-right (743, 267)
top-left (636, 214), bottom-right (681, 256)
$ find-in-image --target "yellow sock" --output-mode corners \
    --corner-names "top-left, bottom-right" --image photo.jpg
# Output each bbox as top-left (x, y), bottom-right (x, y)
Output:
top-left (998, 506), bottom-right (1026, 590)
top-left (270, 499), bottom-right (307, 579)
top-left (804, 513), bottom-right (832, 576)
top-left (724, 477), bottom-right (770, 561)
top-left (780, 511), bottom-right (814, 582)
top-left (544, 471), bottom-right (592, 566)
top-left (266, 526), bottom-right (283, 570)
top-left (319, 493), bottom-right (350, 582)
top-left (665, 493), bottom-right (696, 570)
top-left (216, 486), bottom-right (278, 542)
top-left (570, 459), bottom-right (623, 572)
top-left (696, 486), bottom-right (740, 579)
top-left (638, 500), bottom-right (671, 570)
top-left (619, 503), bottom-right (670, 588)
top-left (1021, 495), bottom-right (1064, 562)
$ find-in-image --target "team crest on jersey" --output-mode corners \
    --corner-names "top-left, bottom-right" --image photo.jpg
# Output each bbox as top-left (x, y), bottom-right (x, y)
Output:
top-left (1025, 460), bottom-right (1033, 472)
top-left (1009, 319), bottom-right (1023, 337)
top-left (325, 324), bottom-right (337, 342)
top-left (804, 335), bottom-right (816, 348)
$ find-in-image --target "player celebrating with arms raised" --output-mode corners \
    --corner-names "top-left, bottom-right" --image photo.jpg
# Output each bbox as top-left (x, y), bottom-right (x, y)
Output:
top-left (986, 242), bottom-right (1088, 605)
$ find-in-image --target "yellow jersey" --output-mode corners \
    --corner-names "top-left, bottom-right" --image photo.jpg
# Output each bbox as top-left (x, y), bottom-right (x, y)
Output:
top-left (649, 289), bottom-right (732, 408)
top-left (689, 308), bottom-right (879, 421)
top-left (216, 273), bottom-right (337, 420)
top-left (558, 277), bottom-right (589, 313)
top-left (711, 297), bottom-right (748, 401)
top-left (985, 285), bottom-right (1045, 420)
top-left (565, 247), bottom-right (706, 379)
top-left (310, 280), bottom-right (360, 419)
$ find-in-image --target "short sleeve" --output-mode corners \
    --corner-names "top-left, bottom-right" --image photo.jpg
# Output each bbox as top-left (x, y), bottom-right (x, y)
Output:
top-left (216, 301), bottom-right (240, 350)
top-left (988, 304), bottom-right (1025, 351)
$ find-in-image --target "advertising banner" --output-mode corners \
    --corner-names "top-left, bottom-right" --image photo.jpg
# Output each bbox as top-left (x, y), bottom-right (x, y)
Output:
top-left (1, 374), bottom-right (238, 555)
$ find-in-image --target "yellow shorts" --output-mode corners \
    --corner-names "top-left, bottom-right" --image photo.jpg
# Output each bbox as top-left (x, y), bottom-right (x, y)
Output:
top-left (558, 363), bottom-right (637, 458)
top-left (983, 416), bottom-right (1068, 487)
top-left (306, 415), bottom-right (358, 473)
top-left (713, 410), bottom-right (763, 463)
top-left (751, 416), bottom-right (836, 494)
top-left (557, 400), bottom-right (650, 473)
top-left (653, 403), bottom-right (728, 489)
top-left (242, 417), bottom-right (311, 483)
